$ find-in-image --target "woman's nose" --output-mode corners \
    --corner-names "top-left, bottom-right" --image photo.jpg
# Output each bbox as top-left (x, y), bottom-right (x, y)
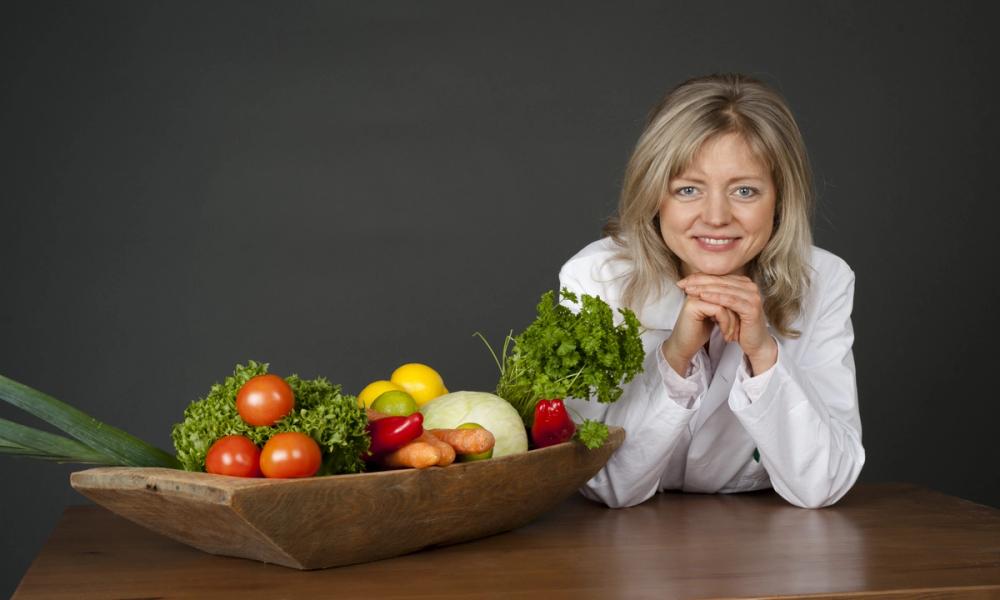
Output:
top-left (701, 190), bottom-right (732, 226)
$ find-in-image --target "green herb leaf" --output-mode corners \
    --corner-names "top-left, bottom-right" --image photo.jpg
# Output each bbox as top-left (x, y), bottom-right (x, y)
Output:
top-left (576, 419), bottom-right (609, 450)
top-left (495, 289), bottom-right (645, 429)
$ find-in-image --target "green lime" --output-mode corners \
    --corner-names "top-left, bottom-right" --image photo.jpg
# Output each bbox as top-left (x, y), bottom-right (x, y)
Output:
top-left (457, 422), bottom-right (494, 461)
top-left (372, 390), bottom-right (419, 416)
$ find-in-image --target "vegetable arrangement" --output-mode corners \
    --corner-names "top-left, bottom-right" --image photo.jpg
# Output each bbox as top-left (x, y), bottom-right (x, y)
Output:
top-left (366, 411), bottom-right (424, 457)
top-left (479, 288), bottom-right (645, 450)
top-left (0, 361), bottom-right (499, 478)
top-left (0, 288), bottom-right (637, 479)
top-left (173, 361), bottom-right (500, 477)
top-left (365, 407), bottom-right (496, 469)
top-left (171, 361), bottom-right (368, 476)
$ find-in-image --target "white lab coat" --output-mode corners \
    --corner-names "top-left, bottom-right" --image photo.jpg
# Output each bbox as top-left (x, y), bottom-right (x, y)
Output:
top-left (560, 237), bottom-right (864, 509)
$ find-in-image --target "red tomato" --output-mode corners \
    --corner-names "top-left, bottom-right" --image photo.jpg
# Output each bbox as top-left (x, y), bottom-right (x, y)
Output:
top-left (260, 432), bottom-right (322, 478)
top-left (205, 435), bottom-right (262, 477)
top-left (236, 374), bottom-right (295, 426)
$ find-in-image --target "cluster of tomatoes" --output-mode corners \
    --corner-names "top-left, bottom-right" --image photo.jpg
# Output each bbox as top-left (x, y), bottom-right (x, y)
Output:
top-left (204, 374), bottom-right (322, 479)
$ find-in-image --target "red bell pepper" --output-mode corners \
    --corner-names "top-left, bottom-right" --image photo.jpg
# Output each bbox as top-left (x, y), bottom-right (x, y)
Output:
top-left (531, 398), bottom-right (576, 448)
top-left (366, 412), bottom-right (423, 458)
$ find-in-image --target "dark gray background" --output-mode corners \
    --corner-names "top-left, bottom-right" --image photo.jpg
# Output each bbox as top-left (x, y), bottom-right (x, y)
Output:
top-left (2, 1), bottom-right (998, 595)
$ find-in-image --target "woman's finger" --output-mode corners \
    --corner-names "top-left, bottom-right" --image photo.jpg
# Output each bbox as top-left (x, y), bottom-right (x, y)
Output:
top-left (691, 287), bottom-right (757, 315)
top-left (684, 282), bottom-right (757, 304)
top-left (714, 305), bottom-right (733, 341)
top-left (698, 290), bottom-right (757, 319)
top-left (679, 275), bottom-right (761, 298)
top-left (689, 296), bottom-right (744, 343)
top-left (727, 308), bottom-right (741, 342)
top-left (703, 301), bottom-right (739, 342)
top-left (677, 273), bottom-right (748, 288)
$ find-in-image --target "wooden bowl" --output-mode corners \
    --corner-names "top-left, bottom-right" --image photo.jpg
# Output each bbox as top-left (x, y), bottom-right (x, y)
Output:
top-left (70, 426), bottom-right (624, 569)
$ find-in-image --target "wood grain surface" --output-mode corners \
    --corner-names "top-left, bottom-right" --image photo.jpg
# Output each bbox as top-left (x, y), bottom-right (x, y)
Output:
top-left (67, 426), bottom-right (624, 569)
top-left (14, 483), bottom-right (1000, 599)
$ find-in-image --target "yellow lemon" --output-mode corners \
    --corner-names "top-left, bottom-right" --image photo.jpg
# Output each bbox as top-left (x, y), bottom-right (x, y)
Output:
top-left (357, 380), bottom-right (405, 408)
top-left (390, 363), bottom-right (448, 407)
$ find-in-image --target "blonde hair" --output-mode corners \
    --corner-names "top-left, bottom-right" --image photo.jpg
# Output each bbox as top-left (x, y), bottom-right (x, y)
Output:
top-left (604, 73), bottom-right (814, 338)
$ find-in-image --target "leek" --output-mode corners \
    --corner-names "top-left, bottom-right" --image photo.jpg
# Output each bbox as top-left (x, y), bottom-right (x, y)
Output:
top-left (0, 417), bottom-right (116, 463)
top-left (0, 373), bottom-right (180, 468)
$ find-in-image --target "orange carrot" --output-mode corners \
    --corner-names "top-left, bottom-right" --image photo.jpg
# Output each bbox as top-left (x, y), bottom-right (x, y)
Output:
top-left (382, 441), bottom-right (440, 469)
top-left (430, 428), bottom-right (495, 455)
top-left (417, 431), bottom-right (456, 466)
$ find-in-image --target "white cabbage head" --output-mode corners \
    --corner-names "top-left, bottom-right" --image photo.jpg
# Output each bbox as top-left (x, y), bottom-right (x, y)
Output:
top-left (420, 391), bottom-right (528, 457)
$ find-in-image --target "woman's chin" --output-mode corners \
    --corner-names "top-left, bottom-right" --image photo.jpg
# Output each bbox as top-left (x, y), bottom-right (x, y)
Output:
top-left (687, 260), bottom-right (747, 277)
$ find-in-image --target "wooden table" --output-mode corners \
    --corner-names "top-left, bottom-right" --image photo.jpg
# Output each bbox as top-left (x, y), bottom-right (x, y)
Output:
top-left (14, 483), bottom-right (1000, 599)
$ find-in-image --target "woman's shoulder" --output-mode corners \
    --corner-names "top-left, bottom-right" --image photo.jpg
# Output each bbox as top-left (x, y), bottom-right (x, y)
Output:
top-left (557, 237), bottom-right (631, 299)
top-left (807, 246), bottom-right (855, 293)
top-left (561, 236), bottom-right (623, 266)
top-left (557, 237), bottom-right (683, 328)
top-left (794, 246), bottom-right (856, 331)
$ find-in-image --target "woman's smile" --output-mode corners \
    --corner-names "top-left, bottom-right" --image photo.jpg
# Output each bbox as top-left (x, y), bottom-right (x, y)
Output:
top-left (694, 236), bottom-right (741, 251)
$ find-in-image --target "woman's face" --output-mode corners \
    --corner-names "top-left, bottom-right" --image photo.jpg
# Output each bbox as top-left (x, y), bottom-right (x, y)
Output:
top-left (659, 132), bottom-right (777, 277)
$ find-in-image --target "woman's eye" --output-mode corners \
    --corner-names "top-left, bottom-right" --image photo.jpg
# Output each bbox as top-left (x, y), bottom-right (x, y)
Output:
top-left (734, 186), bottom-right (759, 199)
top-left (675, 186), bottom-right (697, 197)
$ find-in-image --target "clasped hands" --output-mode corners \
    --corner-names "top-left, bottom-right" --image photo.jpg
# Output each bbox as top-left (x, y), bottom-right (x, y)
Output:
top-left (661, 274), bottom-right (778, 377)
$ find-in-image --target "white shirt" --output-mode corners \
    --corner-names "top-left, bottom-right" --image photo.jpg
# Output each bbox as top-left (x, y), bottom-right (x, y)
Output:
top-left (560, 237), bottom-right (864, 509)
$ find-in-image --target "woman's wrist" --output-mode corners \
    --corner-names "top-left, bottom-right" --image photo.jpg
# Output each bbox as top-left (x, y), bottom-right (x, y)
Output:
top-left (661, 341), bottom-right (693, 377)
top-left (745, 337), bottom-right (778, 376)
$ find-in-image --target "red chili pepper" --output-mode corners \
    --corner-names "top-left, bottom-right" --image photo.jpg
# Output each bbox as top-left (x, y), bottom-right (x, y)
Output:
top-left (366, 412), bottom-right (423, 458)
top-left (531, 398), bottom-right (576, 448)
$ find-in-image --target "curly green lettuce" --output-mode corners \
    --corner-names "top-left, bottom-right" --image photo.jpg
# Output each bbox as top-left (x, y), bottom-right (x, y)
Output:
top-left (171, 361), bottom-right (369, 475)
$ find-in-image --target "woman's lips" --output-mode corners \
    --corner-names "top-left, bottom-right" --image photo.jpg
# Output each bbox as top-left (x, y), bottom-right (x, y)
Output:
top-left (694, 236), bottom-right (740, 252)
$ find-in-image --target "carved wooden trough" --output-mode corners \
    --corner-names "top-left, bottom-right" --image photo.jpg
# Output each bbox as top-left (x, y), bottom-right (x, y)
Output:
top-left (70, 426), bottom-right (623, 569)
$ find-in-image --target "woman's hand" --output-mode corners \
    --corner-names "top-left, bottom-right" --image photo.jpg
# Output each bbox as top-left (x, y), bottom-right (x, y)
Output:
top-left (661, 294), bottom-right (741, 377)
top-left (676, 274), bottom-right (778, 375)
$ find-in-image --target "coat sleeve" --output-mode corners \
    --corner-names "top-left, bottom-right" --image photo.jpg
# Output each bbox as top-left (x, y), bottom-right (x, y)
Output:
top-left (728, 262), bottom-right (865, 508)
top-left (559, 264), bottom-right (705, 508)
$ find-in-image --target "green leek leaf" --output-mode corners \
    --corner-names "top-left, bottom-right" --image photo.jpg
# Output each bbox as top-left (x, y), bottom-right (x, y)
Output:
top-left (0, 417), bottom-right (117, 464)
top-left (0, 373), bottom-right (180, 468)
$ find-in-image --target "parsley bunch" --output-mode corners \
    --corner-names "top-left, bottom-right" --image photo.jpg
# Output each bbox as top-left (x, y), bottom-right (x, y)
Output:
top-left (171, 361), bottom-right (369, 475)
top-left (485, 289), bottom-right (644, 449)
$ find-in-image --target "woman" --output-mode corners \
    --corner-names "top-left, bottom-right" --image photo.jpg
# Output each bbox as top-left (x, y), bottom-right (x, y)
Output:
top-left (562, 73), bottom-right (863, 509)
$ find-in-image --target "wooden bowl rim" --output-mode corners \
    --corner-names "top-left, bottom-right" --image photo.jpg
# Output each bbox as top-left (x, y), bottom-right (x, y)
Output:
top-left (72, 425), bottom-right (625, 493)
